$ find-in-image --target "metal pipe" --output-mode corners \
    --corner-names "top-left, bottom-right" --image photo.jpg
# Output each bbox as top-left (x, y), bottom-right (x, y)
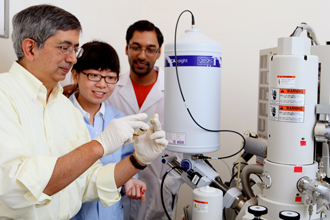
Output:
top-left (241, 164), bottom-right (264, 200)
top-left (290, 22), bottom-right (320, 45)
top-left (166, 158), bottom-right (183, 175)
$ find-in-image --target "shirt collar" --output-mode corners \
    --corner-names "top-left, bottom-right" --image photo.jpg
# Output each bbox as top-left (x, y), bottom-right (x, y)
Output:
top-left (8, 62), bottom-right (64, 101)
top-left (71, 91), bottom-right (105, 122)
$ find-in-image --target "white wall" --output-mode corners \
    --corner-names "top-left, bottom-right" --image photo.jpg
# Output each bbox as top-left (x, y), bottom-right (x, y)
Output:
top-left (1, 0), bottom-right (330, 219)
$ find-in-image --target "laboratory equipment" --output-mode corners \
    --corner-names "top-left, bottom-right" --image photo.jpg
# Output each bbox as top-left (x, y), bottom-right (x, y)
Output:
top-left (279, 210), bottom-right (301, 220)
top-left (248, 205), bottom-right (268, 219)
top-left (163, 10), bottom-right (245, 220)
top-left (162, 13), bottom-right (330, 220)
top-left (164, 18), bottom-right (222, 154)
top-left (191, 186), bottom-right (223, 220)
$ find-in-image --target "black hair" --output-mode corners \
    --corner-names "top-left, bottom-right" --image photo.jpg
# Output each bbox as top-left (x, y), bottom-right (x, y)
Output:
top-left (72, 41), bottom-right (120, 75)
top-left (126, 20), bottom-right (164, 47)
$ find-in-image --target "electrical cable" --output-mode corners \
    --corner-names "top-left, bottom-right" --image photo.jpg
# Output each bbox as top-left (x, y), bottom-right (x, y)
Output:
top-left (203, 158), bottom-right (217, 172)
top-left (229, 172), bottom-right (238, 186)
top-left (174, 10), bottom-right (195, 103)
top-left (174, 10), bottom-right (246, 160)
top-left (161, 166), bottom-right (186, 220)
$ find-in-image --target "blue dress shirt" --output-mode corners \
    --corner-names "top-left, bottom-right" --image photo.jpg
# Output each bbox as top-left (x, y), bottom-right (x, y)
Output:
top-left (70, 93), bottom-right (135, 220)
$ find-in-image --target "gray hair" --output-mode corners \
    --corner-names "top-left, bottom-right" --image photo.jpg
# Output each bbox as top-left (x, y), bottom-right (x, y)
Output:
top-left (12, 4), bottom-right (82, 61)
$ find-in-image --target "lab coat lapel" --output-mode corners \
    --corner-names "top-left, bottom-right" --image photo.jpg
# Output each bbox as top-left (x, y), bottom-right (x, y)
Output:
top-left (139, 81), bottom-right (163, 113)
top-left (140, 67), bottom-right (164, 113)
top-left (118, 77), bottom-right (140, 114)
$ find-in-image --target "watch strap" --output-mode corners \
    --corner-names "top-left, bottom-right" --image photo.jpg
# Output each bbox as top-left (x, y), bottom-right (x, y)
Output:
top-left (129, 154), bottom-right (147, 170)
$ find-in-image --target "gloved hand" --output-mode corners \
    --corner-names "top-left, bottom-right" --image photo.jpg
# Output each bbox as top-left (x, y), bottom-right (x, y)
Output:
top-left (134, 113), bottom-right (168, 165)
top-left (94, 113), bottom-right (148, 157)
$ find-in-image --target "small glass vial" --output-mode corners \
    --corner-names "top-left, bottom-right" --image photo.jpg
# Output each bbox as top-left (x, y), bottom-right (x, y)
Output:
top-left (132, 118), bottom-right (154, 141)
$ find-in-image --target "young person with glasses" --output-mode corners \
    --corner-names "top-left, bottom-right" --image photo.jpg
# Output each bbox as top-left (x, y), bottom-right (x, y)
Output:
top-left (61, 20), bottom-right (182, 220)
top-left (70, 41), bottom-right (147, 220)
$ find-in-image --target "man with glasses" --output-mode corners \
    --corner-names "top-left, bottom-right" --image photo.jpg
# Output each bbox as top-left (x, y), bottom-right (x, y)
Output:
top-left (0, 5), bottom-right (167, 220)
top-left (107, 20), bottom-right (183, 220)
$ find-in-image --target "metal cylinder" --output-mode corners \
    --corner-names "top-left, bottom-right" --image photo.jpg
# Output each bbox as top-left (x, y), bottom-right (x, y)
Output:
top-left (268, 37), bottom-right (318, 165)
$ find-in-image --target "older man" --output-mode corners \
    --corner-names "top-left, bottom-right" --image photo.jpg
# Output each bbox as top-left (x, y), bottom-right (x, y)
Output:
top-left (0, 5), bottom-right (167, 219)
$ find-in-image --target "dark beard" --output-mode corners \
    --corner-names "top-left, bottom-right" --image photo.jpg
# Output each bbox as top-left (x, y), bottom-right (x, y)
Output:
top-left (131, 62), bottom-right (153, 76)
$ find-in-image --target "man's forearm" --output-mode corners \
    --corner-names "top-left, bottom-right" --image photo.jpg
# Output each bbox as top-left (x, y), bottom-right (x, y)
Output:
top-left (43, 140), bottom-right (104, 196)
top-left (114, 152), bottom-right (145, 188)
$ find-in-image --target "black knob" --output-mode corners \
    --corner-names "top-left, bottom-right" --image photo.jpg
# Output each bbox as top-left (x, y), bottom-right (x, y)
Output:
top-left (279, 210), bottom-right (300, 219)
top-left (248, 205), bottom-right (268, 217)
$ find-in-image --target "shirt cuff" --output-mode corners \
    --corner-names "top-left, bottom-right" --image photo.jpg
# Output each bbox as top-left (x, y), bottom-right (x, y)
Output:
top-left (17, 156), bottom-right (57, 207)
top-left (96, 163), bottom-right (121, 207)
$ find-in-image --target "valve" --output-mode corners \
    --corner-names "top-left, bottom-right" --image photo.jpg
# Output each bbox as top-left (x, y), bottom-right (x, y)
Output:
top-left (248, 205), bottom-right (268, 219)
top-left (279, 210), bottom-right (300, 220)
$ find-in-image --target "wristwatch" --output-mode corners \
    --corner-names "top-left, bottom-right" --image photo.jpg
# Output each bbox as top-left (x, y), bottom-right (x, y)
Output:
top-left (129, 154), bottom-right (147, 170)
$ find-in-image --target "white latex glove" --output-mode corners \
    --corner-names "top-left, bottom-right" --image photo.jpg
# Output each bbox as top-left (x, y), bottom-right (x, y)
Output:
top-left (134, 113), bottom-right (168, 165)
top-left (94, 113), bottom-right (148, 157)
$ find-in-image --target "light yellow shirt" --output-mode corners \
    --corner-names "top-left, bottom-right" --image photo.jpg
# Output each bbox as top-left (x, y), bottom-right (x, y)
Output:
top-left (0, 62), bottom-right (120, 220)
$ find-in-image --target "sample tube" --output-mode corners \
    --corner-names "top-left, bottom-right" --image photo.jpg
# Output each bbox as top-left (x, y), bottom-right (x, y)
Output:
top-left (132, 118), bottom-right (154, 141)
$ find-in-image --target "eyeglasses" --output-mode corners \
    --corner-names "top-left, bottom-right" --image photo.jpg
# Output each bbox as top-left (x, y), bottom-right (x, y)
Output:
top-left (44, 42), bottom-right (84, 58)
top-left (128, 44), bottom-right (160, 56)
top-left (80, 71), bottom-right (119, 84)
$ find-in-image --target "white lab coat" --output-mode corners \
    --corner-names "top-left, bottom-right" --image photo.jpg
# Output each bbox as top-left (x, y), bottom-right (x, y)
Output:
top-left (106, 66), bottom-right (183, 220)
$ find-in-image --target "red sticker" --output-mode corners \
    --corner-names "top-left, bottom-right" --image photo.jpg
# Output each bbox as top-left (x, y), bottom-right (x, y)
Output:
top-left (294, 166), bottom-right (303, 173)
top-left (300, 141), bottom-right (306, 146)
top-left (295, 197), bottom-right (302, 202)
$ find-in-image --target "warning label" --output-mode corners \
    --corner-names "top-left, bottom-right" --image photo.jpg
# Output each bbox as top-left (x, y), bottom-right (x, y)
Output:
top-left (277, 76), bottom-right (296, 87)
top-left (269, 105), bottom-right (279, 121)
top-left (280, 89), bottom-right (305, 94)
top-left (166, 132), bottom-right (186, 145)
top-left (278, 105), bottom-right (305, 123)
top-left (279, 88), bottom-right (305, 105)
top-left (270, 88), bottom-right (280, 104)
top-left (270, 88), bottom-right (305, 106)
top-left (193, 199), bottom-right (208, 213)
top-left (279, 106), bottom-right (305, 111)
top-left (270, 87), bottom-right (305, 123)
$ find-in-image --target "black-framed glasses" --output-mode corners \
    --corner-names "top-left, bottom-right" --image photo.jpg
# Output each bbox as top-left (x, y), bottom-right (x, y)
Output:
top-left (44, 42), bottom-right (84, 58)
top-left (128, 44), bottom-right (160, 56)
top-left (80, 71), bottom-right (119, 84)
